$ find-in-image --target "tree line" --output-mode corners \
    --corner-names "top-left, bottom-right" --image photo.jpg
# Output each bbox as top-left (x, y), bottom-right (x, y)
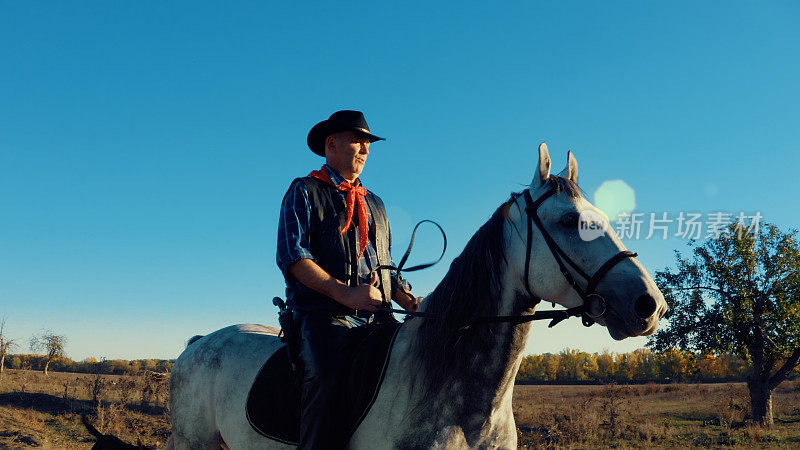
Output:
top-left (4, 346), bottom-right (796, 384)
top-left (1, 353), bottom-right (174, 375)
top-left (515, 348), bottom-right (799, 383)
top-left (0, 323), bottom-right (174, 377)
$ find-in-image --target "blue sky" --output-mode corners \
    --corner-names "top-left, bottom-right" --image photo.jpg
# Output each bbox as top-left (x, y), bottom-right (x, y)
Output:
top-left (1, 1), bottom-right (798, 360)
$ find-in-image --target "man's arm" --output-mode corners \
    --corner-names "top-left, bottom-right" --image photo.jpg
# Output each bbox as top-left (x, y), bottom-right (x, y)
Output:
top-left (289, 258), bottom-right (383, 312)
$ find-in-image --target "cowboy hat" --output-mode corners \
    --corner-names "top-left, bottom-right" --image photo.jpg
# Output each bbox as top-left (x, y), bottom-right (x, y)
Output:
top-left (306, 110), bottom-right (385, 156)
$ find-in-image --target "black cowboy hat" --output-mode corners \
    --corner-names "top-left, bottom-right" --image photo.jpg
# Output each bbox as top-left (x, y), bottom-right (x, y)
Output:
top-left (307, 110), bottom-right (385, 156)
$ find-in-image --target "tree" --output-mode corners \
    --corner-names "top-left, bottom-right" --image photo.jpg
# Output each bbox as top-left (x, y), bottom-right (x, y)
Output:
top-left (656, 348), bottom-right (693, 382)
top-left (517, 354), bottom-right (546, 382)
top-left (595, 350), bottom-right (617, 380)
top-left (558, 348), bottom-right (598, 381)
top-left (0, 316), bottom-right (17, 378)
top-left (542, 354), bottom-right (561, 381)
top-left (697, 352), bottom-right (726, 379)
top-left (29, 331), bottom-right (66, 376)
top-left (631, 348), bottom-right (660, 380)
top-left (649, 222), bottom-right (800, 425)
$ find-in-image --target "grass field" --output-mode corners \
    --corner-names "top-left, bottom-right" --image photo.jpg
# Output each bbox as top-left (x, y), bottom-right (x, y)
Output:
top-left (1, 369), bottom-right (799, 448)
top-left (0, 369), bottom-right (170, 448)
top-left (513, 382), bottom-right (800, 448)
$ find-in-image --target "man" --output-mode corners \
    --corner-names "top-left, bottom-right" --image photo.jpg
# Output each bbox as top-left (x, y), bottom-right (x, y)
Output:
top-left (276, 110), bottom-right (420, 449)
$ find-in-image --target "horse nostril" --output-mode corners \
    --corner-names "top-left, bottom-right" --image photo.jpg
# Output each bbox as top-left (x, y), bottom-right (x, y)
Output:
top-left (635, 294), bottom-right (657, 319)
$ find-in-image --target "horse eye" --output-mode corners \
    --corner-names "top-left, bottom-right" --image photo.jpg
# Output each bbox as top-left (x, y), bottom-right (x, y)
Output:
top-left (559, 212), bottom-right (579, 228)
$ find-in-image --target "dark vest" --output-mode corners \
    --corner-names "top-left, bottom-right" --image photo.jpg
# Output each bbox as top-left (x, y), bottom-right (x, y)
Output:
top-left (282, 176), bottom-right (393, 315)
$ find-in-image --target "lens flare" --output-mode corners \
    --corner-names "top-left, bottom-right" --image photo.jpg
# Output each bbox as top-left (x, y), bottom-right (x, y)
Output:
top-left (593, 180), bottom-right (636, 222)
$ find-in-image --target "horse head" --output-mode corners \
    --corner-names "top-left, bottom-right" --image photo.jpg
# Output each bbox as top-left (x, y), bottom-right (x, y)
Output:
top-left (506, 143), bottom-right (667, 340)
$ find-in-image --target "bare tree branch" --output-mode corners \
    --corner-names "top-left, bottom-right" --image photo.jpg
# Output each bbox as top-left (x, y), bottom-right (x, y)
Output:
top-left (769, 347), bottom-right (800, 391)
top-left (29, 330), bottom-right (66, 375)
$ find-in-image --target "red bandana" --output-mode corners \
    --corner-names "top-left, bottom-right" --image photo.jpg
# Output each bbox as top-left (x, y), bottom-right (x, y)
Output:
top-left (309, 166), bottom-right (370, 259)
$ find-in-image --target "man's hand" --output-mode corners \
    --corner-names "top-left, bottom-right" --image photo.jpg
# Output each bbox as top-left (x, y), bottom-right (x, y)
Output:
top-left (288, 259), bottom-right (384, 312)
top-left (337, 273), bottom-right (383, 312)
top-left (393, 288), bottom-right (422, 312)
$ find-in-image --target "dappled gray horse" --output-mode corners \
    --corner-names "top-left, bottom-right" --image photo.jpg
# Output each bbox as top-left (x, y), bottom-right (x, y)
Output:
top-left (167, 143), bottom-right (667, 449)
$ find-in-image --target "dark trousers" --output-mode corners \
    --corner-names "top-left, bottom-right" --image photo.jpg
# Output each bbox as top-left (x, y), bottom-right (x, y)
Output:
top-left (293, 311), bottom-right (354, 450)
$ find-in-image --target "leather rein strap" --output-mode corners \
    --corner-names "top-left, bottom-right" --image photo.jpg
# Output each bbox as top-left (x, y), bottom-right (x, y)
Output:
top-left (373, 219), bottom-right (447, 299)
top-left (378, 187), bottom-right (638, 329)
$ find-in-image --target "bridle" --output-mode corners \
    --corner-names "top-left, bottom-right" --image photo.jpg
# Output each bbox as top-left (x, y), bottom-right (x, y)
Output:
top-left (377, 186), bottom-right (638, 328)
top-left (519, 187), bottom-right (638, 327)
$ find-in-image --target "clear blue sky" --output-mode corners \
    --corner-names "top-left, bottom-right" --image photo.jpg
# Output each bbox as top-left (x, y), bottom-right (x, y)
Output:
top-left (1, 1), bottom-right (798, 360)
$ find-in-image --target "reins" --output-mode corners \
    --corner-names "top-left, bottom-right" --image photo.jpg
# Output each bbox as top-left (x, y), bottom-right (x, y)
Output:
top-left (372, 219), bottom-right (447, 291)
top-left (376, 305), bottom-right (587, 328)
top-left (379, 186), bottom-right (639, 329)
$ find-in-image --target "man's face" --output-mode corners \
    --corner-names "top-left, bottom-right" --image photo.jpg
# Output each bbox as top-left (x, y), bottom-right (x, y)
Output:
top-left (325, 131), bottom-right (371, 180)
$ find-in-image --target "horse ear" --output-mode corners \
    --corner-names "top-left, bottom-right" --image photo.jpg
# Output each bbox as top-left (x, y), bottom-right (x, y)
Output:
top-left (532, 142), bottom-right (551, 189)
top-left (557, 151), bottom-right (578, 184)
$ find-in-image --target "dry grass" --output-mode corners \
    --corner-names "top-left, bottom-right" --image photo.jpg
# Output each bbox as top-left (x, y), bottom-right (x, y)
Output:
top-left (513, 380), bottom-right (800, 448)
top-left (0, 369), bottom-right (170, 448)
top-left (1, 368), bottom-right (799, 448)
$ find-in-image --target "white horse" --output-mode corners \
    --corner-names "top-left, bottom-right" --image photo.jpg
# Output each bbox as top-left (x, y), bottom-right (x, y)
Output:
top-left (166, 144), bottom-right (667, 449)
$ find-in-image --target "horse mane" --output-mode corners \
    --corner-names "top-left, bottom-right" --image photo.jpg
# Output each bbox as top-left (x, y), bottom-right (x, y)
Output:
top-left (408, 175), bottom-right (582, 398)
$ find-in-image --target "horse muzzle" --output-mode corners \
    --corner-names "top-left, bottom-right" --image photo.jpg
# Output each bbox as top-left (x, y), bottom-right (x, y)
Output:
top-left (598, 286), bottom-right (668, 339)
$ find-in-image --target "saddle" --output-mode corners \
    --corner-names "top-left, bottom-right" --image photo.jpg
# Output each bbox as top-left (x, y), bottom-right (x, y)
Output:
top-left (245, 320), bottom-right (402, 445)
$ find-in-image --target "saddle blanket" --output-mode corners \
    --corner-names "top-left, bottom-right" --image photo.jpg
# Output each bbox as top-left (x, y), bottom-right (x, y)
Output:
top-left (246, 320), bottom-right (402, 444)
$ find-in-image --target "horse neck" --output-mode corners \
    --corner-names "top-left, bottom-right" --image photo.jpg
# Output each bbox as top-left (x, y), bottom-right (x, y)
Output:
top-left (424, 283), bottom-right (532, 407)
top-left (393, 282), bottom-right (532, 445)
top-left (401, 207), bottom-right (535, 433)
